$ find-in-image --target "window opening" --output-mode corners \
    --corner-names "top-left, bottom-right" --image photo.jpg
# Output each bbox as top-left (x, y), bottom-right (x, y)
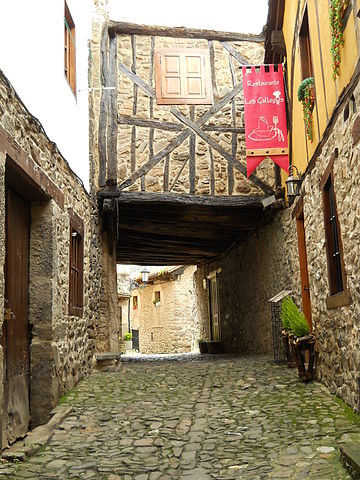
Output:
top-left (69, 224), bottom-right (83, 316)
top-left (299, 8), bottom-right (313, 80)
top-left (154, 291), bottom-right (161, 307)
top-left (323, 173), bottom-right (343, 295)
top-left (64, 2), bottom-right (76, 94)
top-left (155, 48), bottom-right (212, 105)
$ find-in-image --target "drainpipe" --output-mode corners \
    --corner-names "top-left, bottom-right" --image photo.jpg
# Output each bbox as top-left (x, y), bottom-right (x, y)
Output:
top-left (128, 295), bottom-right (131, 334)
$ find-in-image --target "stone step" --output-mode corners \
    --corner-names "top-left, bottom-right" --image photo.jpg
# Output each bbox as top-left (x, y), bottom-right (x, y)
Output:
top-left (340, 443), bottom-right (360, 479)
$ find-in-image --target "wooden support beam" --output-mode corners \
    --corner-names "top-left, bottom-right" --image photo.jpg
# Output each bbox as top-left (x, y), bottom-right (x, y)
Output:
top-left (99, 190), bottom-right (266, 207)
top-left (208, 40), bottom-right (218, 100)
top-left (164, 154), bottom-right (170, 192)
top-left (189, 106), bottom-right (196, 194)
top-left (169, 157), bottom-right (189, 192)
top-left (170, 108), bottom-right (274, 195)
top-left (107, 33), bottom-right (118, 184)
top-left (98, 26), bottom-right (109, 187)
top-left (118, 115), bottom-right (184, 131)
top-left (131, 126), bottom-right (136, 173)
top-left (118, 83), bottom-right (244, 191)
top-left (209, 146), bottom-right (215, 195)
top-left (221, 42), bottom-right (251, 65)
top-left (109, 21), bottom-right (265, 43)
top-left (118, 115), bottom-right (245, 133)
top-left (229, 56), bottom-right (237, 195)
top-left (118, 62), bottom-right (155, 98)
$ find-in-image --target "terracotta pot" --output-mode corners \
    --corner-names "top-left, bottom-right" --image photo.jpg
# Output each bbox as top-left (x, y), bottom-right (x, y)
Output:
top-left (281, 329), bottom-right (296, 368)
top-left (207, 341), bottom-right (223, 354)
top-left (290, 333), bottom-right (316, 382)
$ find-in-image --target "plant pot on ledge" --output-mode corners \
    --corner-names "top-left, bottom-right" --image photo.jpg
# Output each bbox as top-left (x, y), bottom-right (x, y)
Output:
top-left (290, 333), bottom-right (316, 382)
top-left (207, 341), bottom-right (223, 354)
top-left (281, 329), bottom-right (296, 368)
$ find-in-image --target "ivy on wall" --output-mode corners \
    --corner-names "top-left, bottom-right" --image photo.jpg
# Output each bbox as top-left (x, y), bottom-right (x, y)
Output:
top-left (329, 0), bottom-right (350, 79)
top-left (298, 77), bottom-right (315, 142)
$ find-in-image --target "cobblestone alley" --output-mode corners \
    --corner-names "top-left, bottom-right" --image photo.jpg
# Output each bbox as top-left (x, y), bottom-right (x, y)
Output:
top-left (2, 355), bottom-right (360, 479)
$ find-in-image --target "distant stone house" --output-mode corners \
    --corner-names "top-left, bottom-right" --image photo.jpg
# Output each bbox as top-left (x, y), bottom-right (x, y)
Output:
top-left (131, 266), bottom-right (198, 353)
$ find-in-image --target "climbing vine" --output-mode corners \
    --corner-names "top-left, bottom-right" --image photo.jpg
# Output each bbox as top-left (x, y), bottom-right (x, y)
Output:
top-left (298, 78), bottom-right (315, 143)
top-left (329, 0), bottom-right (349, 79)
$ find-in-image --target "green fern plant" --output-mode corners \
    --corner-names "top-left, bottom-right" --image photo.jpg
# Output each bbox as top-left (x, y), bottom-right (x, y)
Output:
top-left (281, 296), bottom-right (310, 337)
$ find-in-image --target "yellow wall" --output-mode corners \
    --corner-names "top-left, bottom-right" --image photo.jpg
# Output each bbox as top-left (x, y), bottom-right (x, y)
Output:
top-left (282, 0), bottom-right (360, 178)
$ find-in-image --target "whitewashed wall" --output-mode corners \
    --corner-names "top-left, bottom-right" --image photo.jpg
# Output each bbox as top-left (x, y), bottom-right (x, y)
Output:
top-left (0, 0), bottom-right (92, 188)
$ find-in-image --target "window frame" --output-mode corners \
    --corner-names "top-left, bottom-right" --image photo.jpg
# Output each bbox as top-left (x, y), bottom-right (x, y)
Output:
top-left (64, 1), bottom-right (76, 95)
top-left (299, 6), bottom-right (313, 81)
top-left (133, 296), bottom-right (138, 310)
top-left (155, 47), bottom-right (213, 105)
top-left (154, 291), bottom-right (161, 307)
top-left (68, 209), bottom-right (84, 317)
top-left (319, 156), bottom-right (350, 309)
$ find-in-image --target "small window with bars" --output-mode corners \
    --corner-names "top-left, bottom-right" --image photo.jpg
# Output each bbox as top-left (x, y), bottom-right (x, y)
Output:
top-left (64, 2), bottom-right (76, 94)
top-left (133, 296), bottom-right (138, 310)
top-left (69, 215), bottom-right (83, 317)
top-left (154, 291), bottom-right (161, 307)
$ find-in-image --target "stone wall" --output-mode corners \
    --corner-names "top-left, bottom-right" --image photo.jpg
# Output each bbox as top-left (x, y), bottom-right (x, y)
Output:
top-left (0, 69), bottom-right (102, 435)
top-left (131, 266), bottom-right (199, 353)
top-left (194, 208), bottom-right (301, 354)
top-left (194, 77), bottom-right (360, 411)
top-left (299, 81), bottom-right (360, 411)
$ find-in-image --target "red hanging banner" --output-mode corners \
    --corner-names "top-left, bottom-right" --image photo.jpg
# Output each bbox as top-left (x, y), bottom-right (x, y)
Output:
top-left (242, 64), bottom-right (289, 177)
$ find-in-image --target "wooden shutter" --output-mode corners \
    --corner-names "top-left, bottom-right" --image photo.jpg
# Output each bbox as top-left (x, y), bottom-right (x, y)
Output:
top-left (155, 48), bottom-right (213, 105)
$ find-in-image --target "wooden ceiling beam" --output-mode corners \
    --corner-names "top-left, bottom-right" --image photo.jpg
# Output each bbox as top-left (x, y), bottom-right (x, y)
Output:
top-left (108, 22), bottom-right (265, 43)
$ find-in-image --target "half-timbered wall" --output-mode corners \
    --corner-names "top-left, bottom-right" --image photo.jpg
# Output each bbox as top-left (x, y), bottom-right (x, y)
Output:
top-left (90, 15), bottom-right (278, 197)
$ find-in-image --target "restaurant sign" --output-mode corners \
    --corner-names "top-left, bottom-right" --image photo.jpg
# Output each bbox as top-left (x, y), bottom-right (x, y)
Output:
top-left (242, 64), bottom-right (289, 177)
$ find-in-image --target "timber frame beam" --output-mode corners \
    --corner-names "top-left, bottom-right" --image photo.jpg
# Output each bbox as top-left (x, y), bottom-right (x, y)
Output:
top-left (108, 21), bottom-right (265, 43)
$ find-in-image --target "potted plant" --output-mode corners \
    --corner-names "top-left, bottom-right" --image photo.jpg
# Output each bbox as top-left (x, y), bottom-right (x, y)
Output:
top-left (280, 297), bottom-right (296, 368)
top-left (283, 296), bottom-right (316, 382)
top-left (329, 0), bottom-right (349, 79)
top-left (198, 338), bottom-right (208, 354)
top-left (206, 340), bottom-right (223, 354)
top-left (124, 332), bottom-right (132, 351)
top-left (298, 77), bottom-right (315, 142)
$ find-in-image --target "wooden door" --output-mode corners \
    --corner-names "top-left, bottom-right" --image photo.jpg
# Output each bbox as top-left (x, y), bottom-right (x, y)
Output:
top-left (296, 208), bottom-right (312, 330)
top-left (1, 187), bottom-right (31, 447)
top-left (209, 275), bottom-right (220, 341)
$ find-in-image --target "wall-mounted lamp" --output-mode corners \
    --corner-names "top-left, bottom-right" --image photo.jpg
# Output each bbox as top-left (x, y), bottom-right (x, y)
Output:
top-left (141, 267), bottom-right (150, 283)
top-left (285, 165), bottom-right (302, 200)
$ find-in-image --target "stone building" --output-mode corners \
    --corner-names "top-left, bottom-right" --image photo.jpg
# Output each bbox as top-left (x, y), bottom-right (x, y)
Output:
top-left (131, 266), bottom-right (198, 354)
top-left (262, 0), bottom-right (360, 410)
top-left (0, 1), bottom-right (103, 449)
top-left (117, 269), bottom-right (131, 337)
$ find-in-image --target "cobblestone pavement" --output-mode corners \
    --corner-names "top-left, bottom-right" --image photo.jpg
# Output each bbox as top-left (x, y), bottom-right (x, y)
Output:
top-left (2, 355), bottom-right (360, 479)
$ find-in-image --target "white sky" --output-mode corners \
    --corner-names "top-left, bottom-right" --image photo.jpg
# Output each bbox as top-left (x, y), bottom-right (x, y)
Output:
top-left (108, 0), bottom-right (269, 34)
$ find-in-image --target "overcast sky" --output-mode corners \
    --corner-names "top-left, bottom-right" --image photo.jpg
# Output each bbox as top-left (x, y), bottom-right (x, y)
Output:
top-left (108, 0), bottom-right (269, 34)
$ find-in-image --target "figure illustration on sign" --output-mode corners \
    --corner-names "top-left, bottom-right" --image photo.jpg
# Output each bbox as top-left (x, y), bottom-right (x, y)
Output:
top-left (272, 90), bottom-right (282, 105)
top-left (248, 115), bottom-right (285, 142)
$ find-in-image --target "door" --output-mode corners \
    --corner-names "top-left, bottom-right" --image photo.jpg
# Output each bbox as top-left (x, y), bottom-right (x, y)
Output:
top-left (1, 187), bottom-right (31, 447)
top-left (209, 275), bottom-right (220, 341)
top-left (296, 207), bottom-right (312, 330)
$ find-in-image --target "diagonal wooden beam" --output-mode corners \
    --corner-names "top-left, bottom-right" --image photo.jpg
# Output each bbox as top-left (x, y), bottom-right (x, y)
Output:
top-left (221, 42), bottom-right (251, 65)
top-left (118, 83), bottom-right (244, 191)
top-left (170, 108), bottom-right (274, 195)
top-left (118, 62), bottom-right (155, 98)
